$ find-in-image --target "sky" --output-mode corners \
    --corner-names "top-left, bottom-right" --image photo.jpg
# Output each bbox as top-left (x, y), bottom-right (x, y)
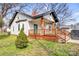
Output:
top-left (68, 3), bottom-right (79, 25)
top-left (3, 3), bottom-right (79, 25)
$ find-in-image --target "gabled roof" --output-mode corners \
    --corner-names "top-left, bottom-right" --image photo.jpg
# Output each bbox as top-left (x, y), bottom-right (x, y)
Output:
top-left (9, 10), bottom-right (59, 26)
top-left (9, 12), bottom-right (18, 27)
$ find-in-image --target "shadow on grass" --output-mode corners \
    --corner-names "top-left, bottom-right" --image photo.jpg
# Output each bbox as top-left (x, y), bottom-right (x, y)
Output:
top-left (0, 35), bottom-right (9, 39)
top-left (36, 39), bottom-right (53, 56)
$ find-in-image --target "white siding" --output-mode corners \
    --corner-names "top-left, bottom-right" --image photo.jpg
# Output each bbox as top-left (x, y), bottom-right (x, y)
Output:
top-left (10, 20), bottom-right (18, 35)
top-left (10, 12), bottom-right (54, 36)
top-left (29, 20), bottom-right (42, 30)
top-left (10, 13), bottom-right (30, 36)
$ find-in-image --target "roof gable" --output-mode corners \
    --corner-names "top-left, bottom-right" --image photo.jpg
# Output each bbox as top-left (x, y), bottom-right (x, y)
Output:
top-left (9, 10), bottom-right (59, 26)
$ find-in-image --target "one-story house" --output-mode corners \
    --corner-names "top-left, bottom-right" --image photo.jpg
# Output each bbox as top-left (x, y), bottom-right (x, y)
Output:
top-left (8, 10), bottom-right (59, 36)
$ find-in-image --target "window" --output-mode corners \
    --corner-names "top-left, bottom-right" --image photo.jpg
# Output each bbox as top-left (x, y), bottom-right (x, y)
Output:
top-left (18, 24), bottom-right (20, 31)
top-left (49, 25), bottom-right (51, 31)
top-left (22, 24), bottom-right (24, 31)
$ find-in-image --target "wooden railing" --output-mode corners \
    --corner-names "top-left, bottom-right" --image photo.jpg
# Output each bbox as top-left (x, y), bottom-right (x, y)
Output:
top-left (29, 29), bottom-right (56, 35)
top-left (29, 28), bottom-right (70, 42)
top-left (56, 28), bottom-right (70, 42)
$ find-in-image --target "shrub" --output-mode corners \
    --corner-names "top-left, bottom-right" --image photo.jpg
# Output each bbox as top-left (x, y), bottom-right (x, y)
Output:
top-left (15, 28), bottom-right (28, 49)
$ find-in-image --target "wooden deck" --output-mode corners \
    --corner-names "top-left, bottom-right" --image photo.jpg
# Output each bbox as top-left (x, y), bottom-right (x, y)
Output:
top-left (29, 29), bottom-right (56, 35)
top-left (29, 29), bottom-right (70, 42)
top-left (30, 34), bottom-right (58, 41)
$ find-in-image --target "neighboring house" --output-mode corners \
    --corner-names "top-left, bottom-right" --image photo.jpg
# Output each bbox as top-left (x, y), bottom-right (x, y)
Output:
top-left (70, 23), bottom-right (79, 40)
top-left (8, 10), bottom-right (59, 36)
top-left (72, 23), bottom-right (79, 30)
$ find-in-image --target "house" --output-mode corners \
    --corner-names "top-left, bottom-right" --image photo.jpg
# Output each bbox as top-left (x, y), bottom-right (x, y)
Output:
top-left (8, 10), bottom-right (59, 36)
top-left (70, 23), bottom-right (79, 40)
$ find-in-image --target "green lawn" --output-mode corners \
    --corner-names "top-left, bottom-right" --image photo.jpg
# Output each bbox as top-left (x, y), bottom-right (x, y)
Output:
top-left (0, 33), bottom-right (79, 56)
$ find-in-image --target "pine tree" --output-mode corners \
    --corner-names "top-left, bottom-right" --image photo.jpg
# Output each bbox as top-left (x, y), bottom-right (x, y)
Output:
top-left (15, 28), bottom-right (28, 49)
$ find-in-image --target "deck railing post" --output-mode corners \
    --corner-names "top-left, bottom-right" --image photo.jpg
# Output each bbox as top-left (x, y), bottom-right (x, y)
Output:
top-left (44, 28), bottom-right (45, 35)
top-left (55, 28), bottom-right (57, 36)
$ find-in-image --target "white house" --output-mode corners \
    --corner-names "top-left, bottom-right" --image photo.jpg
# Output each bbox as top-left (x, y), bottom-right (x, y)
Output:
top-left (8, 10), bottom-right (59, 36)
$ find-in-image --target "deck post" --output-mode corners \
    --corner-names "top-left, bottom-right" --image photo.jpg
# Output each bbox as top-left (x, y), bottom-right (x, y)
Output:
top-left (52, 22), bottom-right (56, 35)
top-left (40, 17), bottom-right (45, 35)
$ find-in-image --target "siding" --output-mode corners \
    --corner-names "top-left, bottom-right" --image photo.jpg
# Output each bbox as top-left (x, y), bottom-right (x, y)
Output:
top-left (10, 13), bottom-right (31, 36)
top-left (10, 13), bottom-right (53, 36)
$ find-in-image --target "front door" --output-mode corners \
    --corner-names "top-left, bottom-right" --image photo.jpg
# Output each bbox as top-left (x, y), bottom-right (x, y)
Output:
top-left (34, 24), bottom-right (38, 34)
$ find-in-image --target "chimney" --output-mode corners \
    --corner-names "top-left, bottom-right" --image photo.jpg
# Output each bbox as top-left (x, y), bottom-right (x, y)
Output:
top-left (32, 9), bottom-right (38, 16)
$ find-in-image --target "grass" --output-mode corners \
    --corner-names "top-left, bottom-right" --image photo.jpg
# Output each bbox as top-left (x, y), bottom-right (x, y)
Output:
top-left (0, 32), bottom-right (9, 39)
top-left (0, 32), bottom-right (79, 56)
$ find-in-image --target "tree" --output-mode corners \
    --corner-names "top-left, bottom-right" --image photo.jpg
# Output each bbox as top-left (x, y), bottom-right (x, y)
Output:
top-left (0, 3), bottom-right (73, 28)
top-left (0, 3), bottom-right (28, 30)
top-left (15, 28), bottom-right (28, 49)
top-left (0, 17), bottom-right (4, 28)
top-left (0, 3), bottom-right (14, 30)
top-left (50, 3), bottom-right (73, 26)
top-left (31, 3), bottom-right (73, 26)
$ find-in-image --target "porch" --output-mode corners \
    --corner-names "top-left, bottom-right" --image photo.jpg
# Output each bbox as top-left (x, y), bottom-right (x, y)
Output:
top-left (29, 29), bottom-right (57, 41)
top-left (29, 28), bottom-right (70, 42)
top-left (28, 16), bottom-right (70, 42)
top-left (29, 29), bottom-right (56, 35)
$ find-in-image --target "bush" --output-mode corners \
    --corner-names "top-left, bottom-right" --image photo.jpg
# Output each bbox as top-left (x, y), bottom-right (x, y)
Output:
top-left (15, 28), bottom-right (28, 49)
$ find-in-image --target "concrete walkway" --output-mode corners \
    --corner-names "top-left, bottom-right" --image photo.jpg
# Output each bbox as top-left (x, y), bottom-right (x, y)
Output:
top-left (68, 39), bottom-right (79, 44)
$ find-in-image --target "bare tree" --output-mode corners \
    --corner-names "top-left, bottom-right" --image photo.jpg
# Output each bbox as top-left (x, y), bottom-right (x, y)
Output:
top-left (20, 4), bottom-right (74, 26)
top-left (0, 3), bottom-right (73, 29)
top-left (31, 3), bottom-right (73, 26)
top-left (0, 3), bottom-right (28, 31)
top-left (0, 3), bottom-right (12, 30)
top-left (51, 3), bottom-right (73, 26)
